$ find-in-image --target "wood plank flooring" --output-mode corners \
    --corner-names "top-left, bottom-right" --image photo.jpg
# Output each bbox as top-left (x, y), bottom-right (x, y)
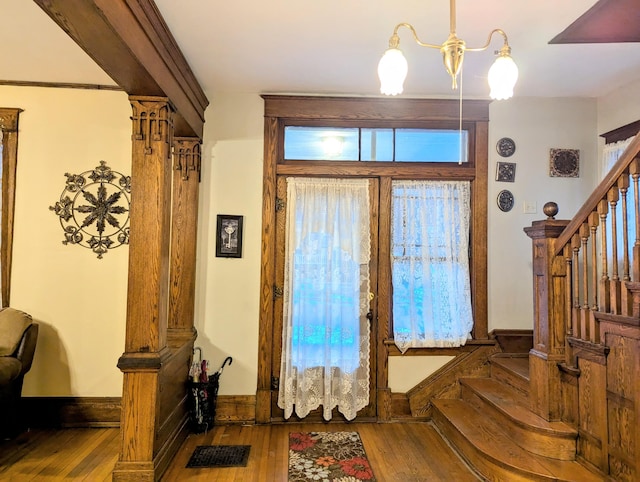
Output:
top-left (0, 422), bottom-right (480, 481)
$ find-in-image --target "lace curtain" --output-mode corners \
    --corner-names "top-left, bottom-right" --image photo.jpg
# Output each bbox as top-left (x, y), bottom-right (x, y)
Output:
top-left (278, 177), bottom-right (371, 421)
top-left (391, 180), bottom-right (473, 353)
top-left (602, 136), bottom-right (634, 178)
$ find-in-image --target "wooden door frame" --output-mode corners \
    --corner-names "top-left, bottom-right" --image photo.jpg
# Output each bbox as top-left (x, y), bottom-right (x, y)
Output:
top-left (256, 95), bottom-right (490, 423)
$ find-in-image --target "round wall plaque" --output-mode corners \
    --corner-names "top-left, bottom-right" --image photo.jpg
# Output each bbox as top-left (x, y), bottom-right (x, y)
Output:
top-left (497, 190), bottom-right (514, 212)
top-left (497, 137), bottom-right (516, 157)
top-left (49, 161), bottom-right (131, 259)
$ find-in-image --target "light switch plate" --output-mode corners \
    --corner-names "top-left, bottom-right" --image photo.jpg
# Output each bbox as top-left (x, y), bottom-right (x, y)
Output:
top-left (523, 201), bottom-right (537, 214)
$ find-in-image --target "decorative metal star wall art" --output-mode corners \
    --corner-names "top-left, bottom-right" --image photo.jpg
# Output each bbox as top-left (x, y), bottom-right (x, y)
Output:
top-left (49, 161), bottom-right (131, 259)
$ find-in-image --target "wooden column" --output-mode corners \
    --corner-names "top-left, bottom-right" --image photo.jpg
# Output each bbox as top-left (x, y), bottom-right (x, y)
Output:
top-left (114, 96), bottom-right (174, 482)
top-left (524, 216), bottom-right (570, 421)
top-left (0, 108), bottom-right (22, 307)
top-left (168, 137), bottom-right (201, 344)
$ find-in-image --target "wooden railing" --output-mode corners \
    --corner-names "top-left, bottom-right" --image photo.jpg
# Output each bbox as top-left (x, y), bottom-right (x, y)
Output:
top-left (525, 132), bottom-right (640, 480)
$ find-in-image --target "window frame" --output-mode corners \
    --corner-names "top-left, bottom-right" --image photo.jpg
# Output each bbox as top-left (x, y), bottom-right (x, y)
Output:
top-left (0, 108), bottom-right (22, 306)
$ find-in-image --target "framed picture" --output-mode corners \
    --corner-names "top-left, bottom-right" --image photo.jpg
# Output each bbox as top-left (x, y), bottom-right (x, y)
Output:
top-left (215, 214), bottom-right (243, 258)
top-left (495, 161), bottom-right (516, 182)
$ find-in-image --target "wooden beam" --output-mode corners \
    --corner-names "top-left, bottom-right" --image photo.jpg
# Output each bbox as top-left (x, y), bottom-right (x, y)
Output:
top-left (33, 0), bottom-right (208, 138)
top-left (549, 0), bottom-right (640, 44)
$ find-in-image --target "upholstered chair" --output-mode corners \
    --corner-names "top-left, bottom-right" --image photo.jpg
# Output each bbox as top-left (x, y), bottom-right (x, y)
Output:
top-left (0, 307), bottom-right (38, 438)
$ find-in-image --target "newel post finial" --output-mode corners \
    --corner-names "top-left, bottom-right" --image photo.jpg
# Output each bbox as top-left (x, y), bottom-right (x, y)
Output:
top-left (543, 201), bottom-right (558, 219)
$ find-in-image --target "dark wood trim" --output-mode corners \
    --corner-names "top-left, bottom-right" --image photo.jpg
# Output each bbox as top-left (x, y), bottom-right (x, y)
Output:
top-left (214, 395), bottom-right (257, 424)
top-left (0, 80), bottom-right (122, 91)
top-left (549, 0), bottom-right (640, 44)
top-left (385, 338), bottom-right (496, 356)
top-left (0, 108), bottom-right (22, 306)
top-left (262, 95), bottom-right (490, 122)
top-left (600, 119), bottom-right (640, 144)
top-left (33, 0), bottom-right (208, 138)
top-left (489, 329), bottom-right (534, 353)
top-left (567, 336), bottom-right (610, 365)
top-left (276, 163), bottom-right (477, 179)
top-left (406, 344), bottom-right (500, 417)
top-left (472, 120), bottom-right (489, 339)
top-left (22, 397), bottom-right (122, 428)
top-left (256, 116), bottom-right (279, 424)
top-left (21, 394), bottom-right (257, 429)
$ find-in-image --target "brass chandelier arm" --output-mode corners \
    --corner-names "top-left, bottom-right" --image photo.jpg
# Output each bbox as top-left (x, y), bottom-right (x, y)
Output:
top-left (388, 23), bottom-right (443, 50)
top-left (464, 28), bottom-right (511, 53)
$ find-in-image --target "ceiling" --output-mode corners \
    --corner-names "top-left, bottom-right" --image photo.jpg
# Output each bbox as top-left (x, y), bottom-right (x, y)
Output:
top-left (2, 0), bottom-right (640, 100)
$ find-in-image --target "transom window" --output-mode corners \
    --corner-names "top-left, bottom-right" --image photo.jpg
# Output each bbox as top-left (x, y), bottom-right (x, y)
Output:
top-left (284, 126), bottom-right (469, 163)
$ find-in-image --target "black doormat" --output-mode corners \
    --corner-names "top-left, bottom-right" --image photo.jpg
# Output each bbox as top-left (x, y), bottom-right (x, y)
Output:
top-left (186, 445), bottom-right (251, 468)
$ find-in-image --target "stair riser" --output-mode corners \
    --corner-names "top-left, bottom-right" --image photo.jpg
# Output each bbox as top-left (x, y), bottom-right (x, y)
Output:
top-left (491, 362), bottom-right (529, 397)
top-left (461, 384), bottom-right (577, 461)
top-left (432, 403), bottom-right (555, 482)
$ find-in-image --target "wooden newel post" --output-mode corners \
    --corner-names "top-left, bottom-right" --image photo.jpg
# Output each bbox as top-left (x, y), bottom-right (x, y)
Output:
top-left (523, 202), bottom-right (570, 421)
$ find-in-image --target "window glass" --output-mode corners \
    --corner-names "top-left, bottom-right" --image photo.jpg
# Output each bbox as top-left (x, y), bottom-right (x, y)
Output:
top-left (284, 126), bottom-right (359, 160)
top-left (395, 129), bottom-right (468, 163)
top-left (284, 126), bottom-right (468, 162)
top-left (361, 128), bottom-right (393, 161)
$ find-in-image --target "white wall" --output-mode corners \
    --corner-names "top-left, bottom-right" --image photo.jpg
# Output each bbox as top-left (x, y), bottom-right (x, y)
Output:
top-left (3, 85), bottom-right (131, 397)
top-left (195, 94), bottom-right (264, 395)
top-left (487, 97), bottom-right (598, 331)
top-left (597, 78), bottom-right (640, 136)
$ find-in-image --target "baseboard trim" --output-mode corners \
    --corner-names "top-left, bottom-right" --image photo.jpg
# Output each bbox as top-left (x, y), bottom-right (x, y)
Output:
top-left (215, 395), bottom-right (256, 424)
top-left (489, 329), bottom-right (533, 353)
top-left (22, 396), bottom-right (122, 428)
top-left (22, 394), bottom-right (257, 428)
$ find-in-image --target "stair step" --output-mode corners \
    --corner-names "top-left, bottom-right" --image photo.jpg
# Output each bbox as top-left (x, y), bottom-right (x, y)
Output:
top-left (490, 353), bottom-right (530, 396)
top-left (432, 398), bottom-right (605, 482)
top-left (461, 377), bottom-right (577, 460)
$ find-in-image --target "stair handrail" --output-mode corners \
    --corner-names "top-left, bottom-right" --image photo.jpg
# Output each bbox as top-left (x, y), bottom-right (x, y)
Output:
top-left (555, 132), bottom-right (640, 255)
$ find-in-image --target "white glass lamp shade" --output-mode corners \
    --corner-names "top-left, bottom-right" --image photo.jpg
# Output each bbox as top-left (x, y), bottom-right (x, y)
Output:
top-left (488, 55), bottom-right (519, 100)
top-left (378, 48), bottom-right (408, 96)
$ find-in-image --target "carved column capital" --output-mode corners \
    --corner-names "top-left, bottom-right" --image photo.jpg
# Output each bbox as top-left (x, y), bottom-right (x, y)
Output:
top-left (129, 96), bottom-right (175, 155)
top-left (0, 108), bottom-right (22, 132)
top-left (173, 137), bottom-right (202, 181)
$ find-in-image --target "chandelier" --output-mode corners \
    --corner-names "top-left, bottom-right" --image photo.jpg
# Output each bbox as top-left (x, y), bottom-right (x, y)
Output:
top-left (378, 0), bottom-right (518, 99)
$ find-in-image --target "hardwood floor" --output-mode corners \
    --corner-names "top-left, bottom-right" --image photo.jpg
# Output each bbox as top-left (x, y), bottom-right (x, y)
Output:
top-left (0, 422), bottom-right (481, 481)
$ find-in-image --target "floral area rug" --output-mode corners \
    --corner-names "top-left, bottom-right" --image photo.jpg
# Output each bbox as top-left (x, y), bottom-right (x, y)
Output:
top-left (288, 431), bottom-right (376, 481)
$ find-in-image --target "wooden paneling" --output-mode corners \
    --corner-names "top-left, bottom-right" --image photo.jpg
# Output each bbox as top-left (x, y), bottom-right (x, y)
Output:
top-left (602, 321), bottom-right (639, 481)
top-left (577, 358), bottom-right (608, 472)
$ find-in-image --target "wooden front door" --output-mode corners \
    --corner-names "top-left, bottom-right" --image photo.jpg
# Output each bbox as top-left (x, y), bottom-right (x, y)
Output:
top-left (270, 176), bottom-right (379, 422)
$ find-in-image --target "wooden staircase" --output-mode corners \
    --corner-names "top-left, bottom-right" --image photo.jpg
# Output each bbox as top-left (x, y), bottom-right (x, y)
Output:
top-left (432, 353), bottom-right (606, 481)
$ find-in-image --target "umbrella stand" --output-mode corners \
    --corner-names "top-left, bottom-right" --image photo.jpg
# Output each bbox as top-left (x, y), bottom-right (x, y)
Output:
top-left (187, 349), bottom-right (232, 433)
